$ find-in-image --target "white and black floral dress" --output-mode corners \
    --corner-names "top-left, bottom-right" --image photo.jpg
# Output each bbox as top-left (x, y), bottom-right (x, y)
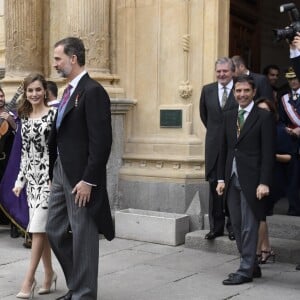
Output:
top-left (15, 107), bottom-right (56, 233)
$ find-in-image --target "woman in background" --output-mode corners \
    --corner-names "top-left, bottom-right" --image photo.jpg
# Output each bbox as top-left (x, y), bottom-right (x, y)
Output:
top-left (255, 97), bottom-right (293, 264)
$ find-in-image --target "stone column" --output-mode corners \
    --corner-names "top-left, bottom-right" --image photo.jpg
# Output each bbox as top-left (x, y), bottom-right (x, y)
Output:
top-left (5, 0), bottom-right (43, 77)
top-left (67, 0), bottom-right (110, 76)
top-left (1, 0), bottom-right (44, 98)
top-left (49, 0), bottom-right (123, 97)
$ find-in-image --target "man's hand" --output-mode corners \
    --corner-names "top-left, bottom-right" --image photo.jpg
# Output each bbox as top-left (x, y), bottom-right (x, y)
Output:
top-left (256, 184), bottom-right (269, 200)
top-left (0, 111), bottom-right (10, 120)
top-left (286, 126), bottom-right (300, 137)
top-left (216, 182), bottom-right (225, 196)
top-left (72, 180), bottom-right (92, 207)
top-left (0, 112), bottom-right (16, 130)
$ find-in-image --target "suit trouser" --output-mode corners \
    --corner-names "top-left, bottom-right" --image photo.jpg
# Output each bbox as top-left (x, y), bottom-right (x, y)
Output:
top-left (227, 174), bottom-right (259, 278)
top-left (208, 168), bottom-right (232, 234)
top-left (46, 157), bottom-right (99, 300)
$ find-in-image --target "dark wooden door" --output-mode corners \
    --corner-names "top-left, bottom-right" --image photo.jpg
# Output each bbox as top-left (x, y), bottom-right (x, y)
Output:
top-left (229, 0), bottom-right (261, 72)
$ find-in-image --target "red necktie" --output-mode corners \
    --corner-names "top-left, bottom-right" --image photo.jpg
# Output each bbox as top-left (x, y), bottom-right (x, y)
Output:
top-left (58, 84), bottom-right (72, 111)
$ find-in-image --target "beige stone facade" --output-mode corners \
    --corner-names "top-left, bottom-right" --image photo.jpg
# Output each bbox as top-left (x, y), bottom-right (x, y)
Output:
top-left (0, 0), bottom-right (233, 229)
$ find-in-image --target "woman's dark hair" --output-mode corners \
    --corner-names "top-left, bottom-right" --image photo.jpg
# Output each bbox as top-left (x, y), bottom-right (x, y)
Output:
top-left (18, 73), bottom-right (48, 118)
top-left (255, 97), bottom-right (279, 121)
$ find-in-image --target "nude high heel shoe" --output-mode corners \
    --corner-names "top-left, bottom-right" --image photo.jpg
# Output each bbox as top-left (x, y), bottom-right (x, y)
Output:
top-left (16, 279), bottom-right (36, 299)
top-left (37, 272), bottom-right (57, 295)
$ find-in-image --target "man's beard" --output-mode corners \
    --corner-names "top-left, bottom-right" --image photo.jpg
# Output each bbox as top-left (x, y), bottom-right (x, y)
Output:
top-left (57, 70), bottom-right (68, 78)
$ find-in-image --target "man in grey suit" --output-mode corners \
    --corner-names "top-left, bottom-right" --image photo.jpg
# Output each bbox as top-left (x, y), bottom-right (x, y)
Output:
top-left (46, 37), bottom-right (114, 300)
top-left (231, 55), bottom-right (274, 101)
top-left (200, 57), bottom-right (237, 240)
top-left (217, 75), bottom-right (275, 285)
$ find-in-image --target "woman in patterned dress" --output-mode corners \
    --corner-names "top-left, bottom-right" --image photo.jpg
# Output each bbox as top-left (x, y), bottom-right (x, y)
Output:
top-left (13, 73), bottom-right (57, 298)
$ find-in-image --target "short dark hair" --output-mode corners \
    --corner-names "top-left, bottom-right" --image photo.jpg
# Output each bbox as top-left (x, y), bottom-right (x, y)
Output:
top-left (47, 80), bottom-right (58, 98)
top-left (231, 55), bottom-right (247, 68)
top-left (263, 64), bottom-right (280, 76)
top-left (54, 37), bottom-right (85, 66)
top-left (233, 75), bottom-right (256, 90)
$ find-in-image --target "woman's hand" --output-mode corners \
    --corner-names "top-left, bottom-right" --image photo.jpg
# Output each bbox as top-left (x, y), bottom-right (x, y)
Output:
top-left (12, 186), bottom-right (22, 197)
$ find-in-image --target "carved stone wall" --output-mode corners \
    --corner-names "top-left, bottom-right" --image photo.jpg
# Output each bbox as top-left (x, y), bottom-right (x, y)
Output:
top-left (0, 0), bottom-right (233, 229)
top-left (115, 1), bottom-right (230, 227)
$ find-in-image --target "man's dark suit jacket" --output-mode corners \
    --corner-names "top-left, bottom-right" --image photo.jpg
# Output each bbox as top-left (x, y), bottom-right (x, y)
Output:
top-left (200, 82), bottom-right (238, 180)
top-left (292, 55), bottom-right (300, 79)
top-left (217, 105), bottom-right (275, 221)
top-left (48, 73), bottom-right (114, 241)
top-left (249, 72), bottom-right (274, 101)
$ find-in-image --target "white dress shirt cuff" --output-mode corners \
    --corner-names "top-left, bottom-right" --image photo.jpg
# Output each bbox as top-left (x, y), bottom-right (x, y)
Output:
top-left (290, 48), bottom-right (300, 58)
top-left (83, 180), bottom-right (97, 187)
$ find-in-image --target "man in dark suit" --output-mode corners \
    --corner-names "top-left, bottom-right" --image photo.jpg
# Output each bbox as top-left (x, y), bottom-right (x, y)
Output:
top-left (290, 32), bottom-right (300, 272)
top-left (216, 75), bottom-right (275, 285)
top-left (46, 37), bottom-right (114, 300)
top-left (200, 57), bottom-right (237, 241)
top-left (231, 55), bottom-right (274, 101)
top-left (277, 67), bottom-right (300, 217)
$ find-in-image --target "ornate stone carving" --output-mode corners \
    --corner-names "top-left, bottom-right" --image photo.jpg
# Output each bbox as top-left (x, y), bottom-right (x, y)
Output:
top-left (179, 0), bottom-right (193, 100)
top-left (179, 80), bottom-right (193, 99)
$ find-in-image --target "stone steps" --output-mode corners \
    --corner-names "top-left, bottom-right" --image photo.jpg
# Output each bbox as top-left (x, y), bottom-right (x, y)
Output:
top-left (185, 222), bottom-right (300, 264)
top-left (268, 214), bottom-right (300, 240)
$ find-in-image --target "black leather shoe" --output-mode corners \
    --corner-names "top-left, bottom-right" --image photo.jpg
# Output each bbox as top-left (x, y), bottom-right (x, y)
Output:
top-left (253, 266), bottom-right (262, 278)
top-left (228, 231), bottom-right (235, 241)
top-left (229, 267), bottom-right (261, 279)
top-left (56, 291), bottom-right (72, 300)
top-left (296, 264), bottom-right (300, 270)
top-left (223, 273), bottom-right (252, 285)
top-left (205, 231), bottom-right (223, 240)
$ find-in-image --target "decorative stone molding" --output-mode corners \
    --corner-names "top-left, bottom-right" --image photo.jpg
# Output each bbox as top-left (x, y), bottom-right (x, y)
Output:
top-left (110, 98), bottom-right (137, 114)
top-left (179, 80), bottom-right (193, 99)
top-left (179, 0), bottom-right (193, 100)
top-left (120, 157), bottom-right (204, 180)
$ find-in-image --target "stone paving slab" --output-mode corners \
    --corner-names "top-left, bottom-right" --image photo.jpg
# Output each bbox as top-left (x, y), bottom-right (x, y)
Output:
top-left (1, 226), bottom-right (300, 299)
